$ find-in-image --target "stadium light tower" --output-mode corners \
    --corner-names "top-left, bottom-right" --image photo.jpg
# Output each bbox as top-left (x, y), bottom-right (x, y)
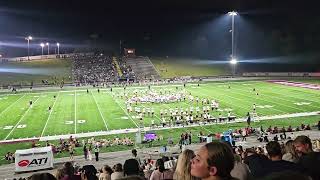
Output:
top-left (228, 11), bottom-right (238, 75)
top-left (25, 36), bottom-right (32, 60)
top-left (46, 42), bottom-right (50, 55)
top-left (56, 43), bottom-right (60, 55)
top-left (40, 43), bottom-right (45, 56)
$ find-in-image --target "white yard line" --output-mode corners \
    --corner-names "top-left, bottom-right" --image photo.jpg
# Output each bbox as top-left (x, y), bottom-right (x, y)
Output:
top-left (108, 92), bottom-right (139, 128)
top-left (4, 95), bottom-right (41, 140)
top-left (232, 86), bottom-right (310, 112)
top-left (41, 92), bottom-right (60, 137)
top-left (257, 84), bottom-right (320, 108)
top-left (91, 91), bottom-right (109, 130)
top-left (0, 94), bottom-right (26, 117)
top-left (74, 91), bottom-right (77, 134)
top-left (202, 86), bottom-right (287, 115)
top-left (33, 110), bottom-right (319, 142)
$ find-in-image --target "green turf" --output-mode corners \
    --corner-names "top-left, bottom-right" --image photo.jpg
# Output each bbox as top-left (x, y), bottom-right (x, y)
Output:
top-left (0, 80), bottom-right (320, 165)
top-left (151, 57), bottom-right (229, 78)
top-left (0, 59), bottom-right (72, 86)
top-left (0, 81), bottom-right (319, 140)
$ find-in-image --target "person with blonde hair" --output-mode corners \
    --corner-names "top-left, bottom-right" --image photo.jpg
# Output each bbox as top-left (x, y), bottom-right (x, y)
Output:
top-left (174, 149), bottom-right (200, 180)
top-left (282, 140), bottom-right (299, 163)
top-left (55, 168), bottom-right (65, 180)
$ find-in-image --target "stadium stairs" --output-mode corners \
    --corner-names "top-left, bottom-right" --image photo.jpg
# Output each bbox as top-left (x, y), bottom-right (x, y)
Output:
top-left (112, 57), bottom-right (123, 77)
top-left (124, 56), bottom-right (161, 80)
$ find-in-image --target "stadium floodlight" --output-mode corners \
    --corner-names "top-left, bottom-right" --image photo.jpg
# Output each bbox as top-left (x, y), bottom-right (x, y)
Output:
top-left (227, 11), bottom-right (238, 61)
top-left (56, 43), bottom-right (60, 55)
top-left (228, 11), bottom-right (238, 16)
top-left (25, 36), bottom-right (33, 60)
top-left (40, 43), bottom-right (45, 56)
top-left (230, 58), bottom-right (237, 64)
top-left (46, 42), bottom-right (50, 55)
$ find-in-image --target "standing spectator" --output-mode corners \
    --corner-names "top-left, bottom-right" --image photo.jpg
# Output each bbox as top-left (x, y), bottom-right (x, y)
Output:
top-left (294, 135), bottom-right (320, 180)
top-left (88, 144), bottom-right (93, 161)
top-left (94, 145), bottom-right (100, 161)
top-left (111, 163), bottom-right (124, 180)
top-left (150, 159), bottom-right (174, 180)
top-left (83, 144), bottom-right (88, 160)
top-left (174, 149), bottom-right (200, 180)
top-left (69, 145), bottom-right (75, 161)
top-left (191, 141), bottom-right (235, 180)
top-left (99, 165), bottom-right (113, 180)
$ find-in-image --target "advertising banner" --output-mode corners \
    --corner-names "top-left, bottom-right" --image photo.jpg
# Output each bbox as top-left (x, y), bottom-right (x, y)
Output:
top-left (15, 146), bottom-right (54, 172)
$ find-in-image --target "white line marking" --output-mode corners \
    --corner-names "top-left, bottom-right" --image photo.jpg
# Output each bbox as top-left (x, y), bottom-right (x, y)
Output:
top-left (91, 91), bottom-right (109, 130)
top-left (41, 92), bottom-right (60, 137)
top-left (0, 94), bottom-right (26, 117)
top-left (4, 95), bottom-right (41, 140)
top-left (74, 91), bottom-right (77, 134)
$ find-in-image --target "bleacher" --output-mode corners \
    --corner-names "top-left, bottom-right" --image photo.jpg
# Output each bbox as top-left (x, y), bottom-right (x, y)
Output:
top-left (124, 56), bottom-right (160, 80)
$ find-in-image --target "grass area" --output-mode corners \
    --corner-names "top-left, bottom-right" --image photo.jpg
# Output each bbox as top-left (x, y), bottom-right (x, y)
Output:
top-left (0, 59), bottom-right (72, 86)
top-left (0, 80), bottom-right (320, 165)
top-left (0, 115), bottom-right (319, 166)
top-left (150, 57), bottom-right (229, 78)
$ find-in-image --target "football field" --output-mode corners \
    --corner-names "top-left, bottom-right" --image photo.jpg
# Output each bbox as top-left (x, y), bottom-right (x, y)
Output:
top-left (0, 80), bottom-right (319, 141)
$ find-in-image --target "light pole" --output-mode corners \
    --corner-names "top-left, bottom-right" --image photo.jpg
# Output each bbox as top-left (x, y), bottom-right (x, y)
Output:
top-left (40, 43), bottom-right (44, 56)
top-left (56, 43), bottom-right (60, 55)
top-left (228, 11), bottom-right (238, 75)
top-left (46, 42), bottom-right (50, 55)
top-left (25, 36), bottom-right (32, 60)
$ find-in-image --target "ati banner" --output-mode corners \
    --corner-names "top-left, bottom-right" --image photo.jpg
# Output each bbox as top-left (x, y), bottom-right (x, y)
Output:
top-left (15, 146), bottom-right (54, 172)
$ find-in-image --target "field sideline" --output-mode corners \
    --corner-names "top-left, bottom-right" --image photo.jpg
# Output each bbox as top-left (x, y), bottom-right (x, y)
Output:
top-left (0, 80), bottom-right (319, 141)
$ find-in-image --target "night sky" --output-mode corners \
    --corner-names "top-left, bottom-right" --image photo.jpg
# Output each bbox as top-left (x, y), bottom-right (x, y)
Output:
top-left (0, 0), bottom-right (319, 64)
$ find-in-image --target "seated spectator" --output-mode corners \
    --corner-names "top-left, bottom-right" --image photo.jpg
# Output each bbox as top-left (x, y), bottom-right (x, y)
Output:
top-left (123, 159), bottom-right (143, 178)
top-left (174, 149), bottom-right (199, 180)
top-left (294, 135), bottom-right (320, 180)
top-left (191, 141), bottom-right (236, 180)
top-left (81, 165), bottom-right (98, 180)
top-left (61, 162), bottom-right (81, 180)
top-left (28, 173), bottom-right (57, 180)
top-left (287, 126), bottom-right (293, 132)
top-left (305, 124), bottom-right (311, 130)
top-left (273, 135), bottom-right (279, 142)
top-left (265, 141), bottom-right (303, 173)
top-left (55, 168), bottom-right (64, 180)
top-left (150, 159), bottom-right (174, 180)
top-left (111, 163), bottom-right (124, 180)
top-left (282, 140), bottom-right (299, 163)
top-left (231, 154), bottom-right (251, 180)
top-left (99, 165), bottom-right (113, 180)
top-left (259, 170), bottom-right (310, 180)
top-left (244, 141), bottom-right (303, 178)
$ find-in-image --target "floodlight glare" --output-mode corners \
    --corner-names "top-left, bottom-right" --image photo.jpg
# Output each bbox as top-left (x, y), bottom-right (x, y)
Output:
top-left (228, 11), bottom-right (238, 16)
top-left (46, 42), bottom-right (49, 46)
top-left (230, 58), bottom-right (237, 64)
top-left (56, 43), bottom-right (60, 46)
top-left (40, 43), bottom-right (44, 47)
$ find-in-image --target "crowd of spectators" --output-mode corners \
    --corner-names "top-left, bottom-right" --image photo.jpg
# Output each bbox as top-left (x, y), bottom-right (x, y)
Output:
top-left (16, 135), bottom-right (320, 180)
top-left (72, 54), bottom-right (118, 84)
top-left (9, 121), bottom-right (320, 180)
top-left (117, 58), bottom-right (135, 80)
